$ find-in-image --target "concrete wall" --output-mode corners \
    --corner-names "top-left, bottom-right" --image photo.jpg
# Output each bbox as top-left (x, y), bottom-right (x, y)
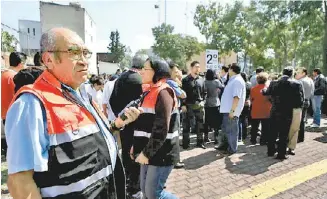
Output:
top-left (40, 1), bottom-right (97, 74)
top-left (98, 61), bottom-right (120, 75)
top-left (18, 20), bottom-right (41, 54)
top-left (186, 51), bottom-right (206, 72)
top-left (84, 11), bottom-right (97, 74)
top-left (40, 2), bottom-right (85, 40)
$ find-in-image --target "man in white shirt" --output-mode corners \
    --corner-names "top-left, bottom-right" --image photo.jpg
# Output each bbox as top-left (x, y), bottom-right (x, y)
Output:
top-left (102, 78), bottom-right (117, 120)
top-left (85, 76), bottom-right (104, 110)
top-left (217, 63), bottom-right (246, 155)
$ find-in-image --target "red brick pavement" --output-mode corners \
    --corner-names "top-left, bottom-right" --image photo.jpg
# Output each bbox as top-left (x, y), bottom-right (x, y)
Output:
top-left (271, 174), bottom-right (327, 199)
top-left (166, 128), bottom-right (327, 199)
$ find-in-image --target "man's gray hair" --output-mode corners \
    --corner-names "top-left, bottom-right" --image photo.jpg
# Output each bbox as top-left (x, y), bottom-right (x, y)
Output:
top-left (132, 54), bottom-right (148, 69)
top-left (40, 30), bottom-right (57, 52)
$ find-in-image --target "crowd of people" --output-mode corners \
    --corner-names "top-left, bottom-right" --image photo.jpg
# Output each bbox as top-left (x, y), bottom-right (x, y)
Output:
top-left (1, 27), bottom-right (326, 199)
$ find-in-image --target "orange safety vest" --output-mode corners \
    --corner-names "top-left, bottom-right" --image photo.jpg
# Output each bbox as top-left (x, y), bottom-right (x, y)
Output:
top-left (12, 70), bottom-right (125, 199)
top-left (133, 79), bottom-right (180, 166)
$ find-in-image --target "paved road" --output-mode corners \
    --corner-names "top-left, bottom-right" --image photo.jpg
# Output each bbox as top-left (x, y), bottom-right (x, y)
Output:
top-left (271, 174), bottom-right (327, 199)
top-left (165, 119), bottom-right (327, 199)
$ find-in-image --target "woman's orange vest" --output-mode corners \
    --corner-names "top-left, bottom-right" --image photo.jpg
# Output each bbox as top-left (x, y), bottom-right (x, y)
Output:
top-left (134, 79), bottom-right (180, 166)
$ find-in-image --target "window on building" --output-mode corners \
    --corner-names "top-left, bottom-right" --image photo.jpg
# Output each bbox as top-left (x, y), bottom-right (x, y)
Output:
top-left (91, 36), bottom-right (93, 42)
top-left (91, 21), bottom-right (92, 27)
top-left (27, 28), bottom-right (30, 34)
top-left (33, 28), bottom-right (35, 36)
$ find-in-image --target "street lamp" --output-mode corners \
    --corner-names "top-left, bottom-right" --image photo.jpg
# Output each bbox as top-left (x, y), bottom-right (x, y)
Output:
top-left (154, 4), bottom-right (160, 26)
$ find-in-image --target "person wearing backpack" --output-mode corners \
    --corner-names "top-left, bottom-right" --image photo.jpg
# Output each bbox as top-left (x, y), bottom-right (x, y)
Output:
top-left (104, 54), bottom-right (147, 199)
top-left (311, 68), bottom-right (326, 127)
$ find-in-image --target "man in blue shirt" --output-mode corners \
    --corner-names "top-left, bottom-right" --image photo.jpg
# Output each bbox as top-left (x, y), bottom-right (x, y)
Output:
top-left (217, 63), bottom-right (246, 155)
top-left (5, 27), bottom-right (142, 199)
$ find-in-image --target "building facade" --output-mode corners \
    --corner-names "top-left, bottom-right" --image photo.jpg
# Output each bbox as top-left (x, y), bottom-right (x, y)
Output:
top-left (40, 1), bottom-right (97, 74)
top-left (18, 20), bottom-right (41, 56)
top-left (186, 51), bottom-right (238, 72)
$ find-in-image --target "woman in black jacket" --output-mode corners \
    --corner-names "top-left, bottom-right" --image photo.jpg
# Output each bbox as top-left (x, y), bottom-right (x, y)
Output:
top-left (131, 58), bottom-right (179, 199)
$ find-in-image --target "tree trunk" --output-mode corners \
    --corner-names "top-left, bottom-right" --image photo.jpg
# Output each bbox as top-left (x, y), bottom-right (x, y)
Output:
top-left (243, 53), bottom-right (247, 72)
top-left (283, 35), bottom-right (288, 67)
top-left (324, 0), bottom-right (327, 72)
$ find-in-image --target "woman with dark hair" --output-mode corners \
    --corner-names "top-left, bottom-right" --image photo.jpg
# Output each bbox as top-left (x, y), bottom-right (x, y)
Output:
top-left (204, 69), bottom-right (224, 144)
top-left (239, 72), bottom-right (252, 141)
top-left (131, 58), bottom-right (179, 199)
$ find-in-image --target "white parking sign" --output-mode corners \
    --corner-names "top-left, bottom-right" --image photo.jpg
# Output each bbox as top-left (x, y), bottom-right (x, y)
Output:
top-left (206, 49), bottom-right (219, 70)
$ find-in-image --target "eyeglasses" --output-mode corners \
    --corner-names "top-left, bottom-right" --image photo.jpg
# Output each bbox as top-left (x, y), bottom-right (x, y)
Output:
top-left (142, 67), bottom-right (153, 71)
top-left (48, 49), bottom-right (92, 60)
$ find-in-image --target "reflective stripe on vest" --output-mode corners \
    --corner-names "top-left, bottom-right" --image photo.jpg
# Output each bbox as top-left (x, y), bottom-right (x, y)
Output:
top-left (48, 123), bottom-right (99, 146)
top-left (41, 165), bottom-right (113, 197)
top-left (13, 71), bottom-right (114, 198)
top-left (134, 130), bottom-right (179, 139)
top-left (142, 107), bottom-right (156, 114)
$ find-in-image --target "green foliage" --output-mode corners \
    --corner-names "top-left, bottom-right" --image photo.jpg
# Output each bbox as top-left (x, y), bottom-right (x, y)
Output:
top-left (107, 30), bottom-right (126, 63)
top-left (135, 49), bottom-right (149, 55)
top-left (1, 30), bottom-right (18, 52)
top-left (193, 0), bottom-right (326, 73)
top-left (152, 23), bottom-right (203, 69)
top-left (119, 46), bottom-right (132, 69)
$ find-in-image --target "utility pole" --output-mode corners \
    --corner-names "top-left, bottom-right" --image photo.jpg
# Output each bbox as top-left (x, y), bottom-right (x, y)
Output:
top-left (164, 0), bottom-right (167, 24)
top-left (185, 2), bottom-right (188, 35)
top-left (154, 1), bottom-right (161, 26)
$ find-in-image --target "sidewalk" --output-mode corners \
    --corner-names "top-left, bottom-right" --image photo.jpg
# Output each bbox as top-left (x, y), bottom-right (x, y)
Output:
top-left (166, 118), bottom-right (327, 199)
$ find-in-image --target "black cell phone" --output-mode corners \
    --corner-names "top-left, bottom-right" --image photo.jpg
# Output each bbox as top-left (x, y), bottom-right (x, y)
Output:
top-left (119, 91), bottom-right (150, 121)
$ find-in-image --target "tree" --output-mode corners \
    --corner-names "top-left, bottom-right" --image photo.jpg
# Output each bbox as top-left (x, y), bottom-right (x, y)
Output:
top-left (287, 1), bottom-right (324, 70)
top-left (119, 46), bottom-right (132, 68)
top-left (193, 0), bottom-right (325, 72)
top-left (107, 30), bottom-right (126, 63)
top-left (1, 30), bottom-right (18, 52)
top-left (152, 23), bottom-right (203, 69)
top-left (135, 49), bottom-right (149, 55)
top-left (323, 0), bottom-right (327, 71)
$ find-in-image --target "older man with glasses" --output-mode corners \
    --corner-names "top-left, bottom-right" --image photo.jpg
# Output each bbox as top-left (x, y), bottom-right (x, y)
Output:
top-left (5, 28), bottom-right (142, 199)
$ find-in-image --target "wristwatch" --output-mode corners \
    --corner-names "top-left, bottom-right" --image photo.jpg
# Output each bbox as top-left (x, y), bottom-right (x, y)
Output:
top-left (230, 110), bottom-right (235, 113)
top-left (110, 120), bottom-right (122, 132)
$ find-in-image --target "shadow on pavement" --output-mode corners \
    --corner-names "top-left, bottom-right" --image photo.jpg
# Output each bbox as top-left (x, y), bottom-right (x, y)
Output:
top-left (1, 168), bottom-right (8, 186)
top-left (306, 126), bottom-right (327, 133)
top-left (314, 133), bottom-right (327, 143)
top-left (183, 150), bottom-right (224, 170)
top-left (224, 152), bottom-right (279, 176)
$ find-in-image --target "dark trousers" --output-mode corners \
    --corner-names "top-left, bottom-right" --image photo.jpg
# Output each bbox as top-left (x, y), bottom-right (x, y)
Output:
top-left (120, 127), bottom-right (140, 194)
top-left (239, 106), bottom-right (250, 141)
top-left (267, 112), bottom-right (292, 157)
top-left (182, 105), bottom-right (205, 147)
top-left (298, 106), bottom-right (308, 143)
top-left (1, 119), bottom-right (7, 156)
top-left (250, 118), bottom-right (270, 144)
top-left (176, 112), bottom-right (181, 163)
top-left (204, 106), bottom-right (221, 141)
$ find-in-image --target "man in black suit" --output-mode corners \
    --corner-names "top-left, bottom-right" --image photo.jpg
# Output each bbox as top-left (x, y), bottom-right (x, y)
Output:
top-left (263, 67), bottom-right (304, 160)
top-left (109, 54), bottom-right (147, 198)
